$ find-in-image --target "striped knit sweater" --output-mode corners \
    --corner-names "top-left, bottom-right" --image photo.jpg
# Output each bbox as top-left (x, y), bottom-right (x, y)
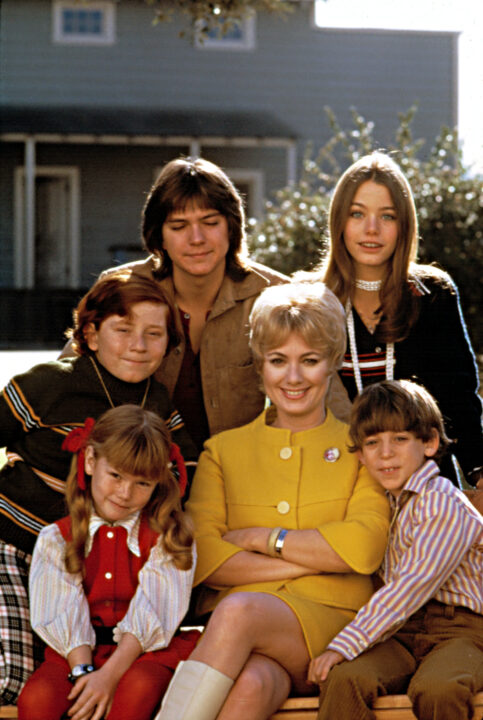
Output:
top-left (0, 355), bottom-right (197, 554)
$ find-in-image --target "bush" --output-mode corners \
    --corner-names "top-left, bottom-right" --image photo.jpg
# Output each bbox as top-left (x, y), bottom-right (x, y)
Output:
top-left (248, 107), bottom-right (483, 353)
top-left (146, 0), bottom-right (293, 38)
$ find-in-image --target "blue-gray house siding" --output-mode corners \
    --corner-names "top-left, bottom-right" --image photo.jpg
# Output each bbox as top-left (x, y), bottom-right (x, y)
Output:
top-left (1, 0), bottom-right (458, 303)
top-left (1, 2), bottom-right (457, 139)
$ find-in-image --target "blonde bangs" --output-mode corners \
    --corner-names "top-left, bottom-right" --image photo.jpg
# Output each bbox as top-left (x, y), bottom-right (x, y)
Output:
top-left (64, 405), bottom-right (194, 574)
top-left (249, 282), bottom-right (346, 372)
top-left (101, 431), bottom-right (169, 484)
top-left (88, 405), bottom-right (171, 485)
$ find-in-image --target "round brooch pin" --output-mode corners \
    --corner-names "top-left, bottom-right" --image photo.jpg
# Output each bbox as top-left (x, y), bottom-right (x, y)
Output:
top-left (324, 447), bottom-right (340, 463)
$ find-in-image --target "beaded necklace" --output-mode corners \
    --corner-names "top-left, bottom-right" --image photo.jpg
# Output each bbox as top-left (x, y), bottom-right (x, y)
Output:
top-left (345, 300), bottom-right (395, 395)
top-left (354, 278), bottom-right (383, 292)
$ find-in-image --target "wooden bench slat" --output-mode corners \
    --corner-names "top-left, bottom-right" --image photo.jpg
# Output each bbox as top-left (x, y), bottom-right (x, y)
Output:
top-left (276, 697), bottom-right (318, 709)
top-left (1, 691), bottom-right (482, 719)
top-left (0, 709), bottom-right (18, 719)
top-left (270, 692), bottom-right (483, 719)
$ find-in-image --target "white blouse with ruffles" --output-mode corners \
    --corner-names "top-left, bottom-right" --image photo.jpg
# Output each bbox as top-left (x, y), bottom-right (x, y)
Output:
top-left (29, 510), bottom-right (195, 657)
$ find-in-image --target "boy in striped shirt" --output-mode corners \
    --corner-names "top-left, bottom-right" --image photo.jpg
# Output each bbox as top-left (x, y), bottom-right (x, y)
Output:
top-left (309, 379), bottom-right (483, 720)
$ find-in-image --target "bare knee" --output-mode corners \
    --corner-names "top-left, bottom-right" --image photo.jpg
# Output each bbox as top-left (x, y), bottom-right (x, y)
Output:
top-left (208, 593), bottom-right (263, 640)
top-left (236, 660), bottom-right (289, 703)
top-left (218, 656), bottom-right (291, 720)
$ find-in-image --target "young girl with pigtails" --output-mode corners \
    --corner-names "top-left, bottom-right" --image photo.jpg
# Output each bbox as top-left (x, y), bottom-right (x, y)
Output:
top-left (17, 405), bottom-right (199, 720)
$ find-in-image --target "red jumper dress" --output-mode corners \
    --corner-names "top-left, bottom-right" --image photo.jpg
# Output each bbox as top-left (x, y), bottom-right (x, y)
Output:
top-left (17, 513), bottom-right (199, 720)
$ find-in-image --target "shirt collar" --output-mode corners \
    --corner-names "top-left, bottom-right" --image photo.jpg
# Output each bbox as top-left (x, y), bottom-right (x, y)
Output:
top-left (208, 264), bottom-right (278, 321)
top-left (389, 459), bottom-right (440, 510)
top-left (86, 510), bottom-right (142, 557)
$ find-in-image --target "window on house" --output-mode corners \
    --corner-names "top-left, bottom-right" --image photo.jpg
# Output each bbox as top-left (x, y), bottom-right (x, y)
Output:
top-left (227, 169), bottom-right (264, 219)
top-left (196, 16), bottom-right (256, 50)
top-left (53, 1), bottom-right (115, 44)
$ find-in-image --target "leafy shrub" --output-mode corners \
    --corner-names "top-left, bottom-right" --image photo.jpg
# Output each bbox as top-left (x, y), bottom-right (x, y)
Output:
top-left (146, 0), bottom-right (293, 38)
top-left (248, 107), bottom-right (483, 352)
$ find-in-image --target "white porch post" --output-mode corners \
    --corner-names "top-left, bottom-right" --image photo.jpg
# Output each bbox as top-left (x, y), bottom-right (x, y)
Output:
top-left (287, 140), bottom-right (297, 186)
top-left (189, 139), bottom-right (201, 158)
top-left (24, 137), bottom-right (36, 288)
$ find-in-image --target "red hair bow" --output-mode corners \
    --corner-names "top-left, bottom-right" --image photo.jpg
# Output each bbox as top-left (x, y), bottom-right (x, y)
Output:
top-left (62, 418), bottom-right (96, 490)
top-left (169, 442), bottom-right (188, 498)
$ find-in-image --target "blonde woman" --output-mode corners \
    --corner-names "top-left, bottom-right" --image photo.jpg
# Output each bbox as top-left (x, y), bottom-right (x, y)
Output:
top-left (155, 282), bottom-right (390, 720)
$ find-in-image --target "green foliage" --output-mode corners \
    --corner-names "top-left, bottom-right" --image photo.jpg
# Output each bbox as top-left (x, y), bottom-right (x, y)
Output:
top-left (146, 0), bottom-right (295, 38)
top-left (248, 107), bottom-right (483, 352)
top-left (246, 147), bottom-right (330, 274)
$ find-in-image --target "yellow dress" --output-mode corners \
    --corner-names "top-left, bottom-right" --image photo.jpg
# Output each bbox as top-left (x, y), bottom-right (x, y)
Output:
top-left (186, 408), bottom-right (390, 657)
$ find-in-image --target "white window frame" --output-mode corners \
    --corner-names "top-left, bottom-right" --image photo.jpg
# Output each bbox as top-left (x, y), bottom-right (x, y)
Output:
top-left (226, 168), bottom-right (264, 218)
top-left (195, 15), bottom-right (256, 51)
top-left (14, 166), bottom-right (81, 289)
top-left (52, 0), bottom-right (116, 45)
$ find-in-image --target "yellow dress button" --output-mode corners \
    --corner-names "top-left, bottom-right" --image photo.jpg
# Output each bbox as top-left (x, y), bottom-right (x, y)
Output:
top-left (277, 501), bottom-right (290, 514)
top-left (105, 572), bottom-right (113, 580)
top-left (106, 531), bottom-right (114, 539)
top-left (279, 447), bottom-right (292, 460)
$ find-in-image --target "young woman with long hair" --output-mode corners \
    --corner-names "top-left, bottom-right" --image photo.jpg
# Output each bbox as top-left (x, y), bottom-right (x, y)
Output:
top-left (317, 152), bottom-right (482, 487)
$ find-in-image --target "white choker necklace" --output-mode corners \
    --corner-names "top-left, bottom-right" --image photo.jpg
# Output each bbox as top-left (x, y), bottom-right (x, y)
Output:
top-left (355, 278), bottom-right (382, 292)
top-left (345, 300), bottom-right (395, 394)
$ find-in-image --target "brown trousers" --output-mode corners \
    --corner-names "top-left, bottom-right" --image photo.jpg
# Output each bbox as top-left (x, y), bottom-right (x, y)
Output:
top-left (318, 601), bottom-right (483, 720)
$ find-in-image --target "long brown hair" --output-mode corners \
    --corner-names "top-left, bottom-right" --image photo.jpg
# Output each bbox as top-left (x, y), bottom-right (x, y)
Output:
top-left (320, 152), bottom-right (423, 342)
top-left (64, 405), bottom-right (193, 575)
top-left (67, 269), bottom-right (179, 355)
top-left (142, 157), bottom-right (249, 281)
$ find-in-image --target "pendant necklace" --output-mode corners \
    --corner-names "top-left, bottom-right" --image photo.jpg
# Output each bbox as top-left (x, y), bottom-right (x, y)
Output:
top-left (345, 300), bottom-right (395, 395)
top-left (89, 356), bottom-right (150, 409)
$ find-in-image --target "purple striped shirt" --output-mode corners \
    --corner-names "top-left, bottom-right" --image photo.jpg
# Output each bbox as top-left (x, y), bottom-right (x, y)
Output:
top-left (328, 460), bottom-right (483, 660)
